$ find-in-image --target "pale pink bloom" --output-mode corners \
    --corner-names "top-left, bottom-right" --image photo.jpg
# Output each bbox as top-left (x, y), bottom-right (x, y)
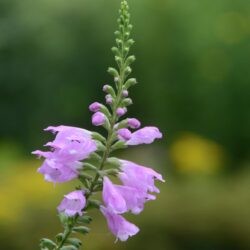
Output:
top-left (58, 190), bottom-right (86, 216)
top-left (119, 160), bottom-right (165, 194)
top-left (126, 126), bottom-right (162, 145)
top-left (100, 206), bottom-right (139, 241)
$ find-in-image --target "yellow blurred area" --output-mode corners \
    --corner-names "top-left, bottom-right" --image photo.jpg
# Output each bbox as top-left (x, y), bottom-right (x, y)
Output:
top-left (169, 132), bottom-right (226, 174)
top-left (0, 159), bottom-right (67, 223)
top-left (216, 11), bottom-right (250, 44)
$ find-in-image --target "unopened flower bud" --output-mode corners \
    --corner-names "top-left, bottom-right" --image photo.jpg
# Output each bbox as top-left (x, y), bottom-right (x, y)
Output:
top-left (103, 85), bottom-right (109, 92)
top-left (89, 102), bottom-right (102, 112)
top-left (126, 55), bottom-right (136, 65)
top-left (117, 128), bottom-right (132, 141)
top-left (122, 90), bottom-right (129, 97)
top-left (122, 98), bottom-right (133, 106)
top-left (103, 85), bottom-right (116, 97)
top-left (127, 118), bottom-right (141, 129)
top-left (114, 77), bottom-right (119, 83)
top-left (125, 66), bottom-right (132, 75)
top-left (124, 78), bottom-right (137, 89)
top-left (92, 112), bottom-right (106, 126)
top-left (105, 94), bottom-right (113, 105)
top-left (116, 107), bottom-right (127, 117)
top-left (107, 67), bottom-right (119, 77)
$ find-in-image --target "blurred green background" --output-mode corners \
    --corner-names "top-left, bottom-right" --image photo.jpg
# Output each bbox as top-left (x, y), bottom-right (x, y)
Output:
top-left (0, 0), bottom-right (250, 249)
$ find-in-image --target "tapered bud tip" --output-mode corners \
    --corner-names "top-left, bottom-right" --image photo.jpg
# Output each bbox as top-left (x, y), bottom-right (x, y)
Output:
top-left (122, 90), bottom-right (129, 97)
top-left (103, 85), bottom-right (109, 92)
top-left (114, 77), bottom-right (119, 83)
top-left (105, 94), bottom-right (113, 105)
top-left (89, 102), bottom-right (102, 112)
top-left (116, 107), bottom-right (127, 117)
top-left (128, 118), bottom-right (141, 129)
top-left (92, 112), bottom-right (106, 126)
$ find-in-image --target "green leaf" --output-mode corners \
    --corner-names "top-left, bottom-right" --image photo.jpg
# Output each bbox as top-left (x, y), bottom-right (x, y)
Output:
top-left (72, 226), bottom-right (90, 235)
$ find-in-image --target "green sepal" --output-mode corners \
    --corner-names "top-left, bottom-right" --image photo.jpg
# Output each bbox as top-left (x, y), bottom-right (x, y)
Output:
top-left (82, 163), bottom-right (97, 171)
top-left (95, 141), bottom-right (106, 152)
top-left (100, 106), bottom-right (112, 118)
top-left (102, 84), bottom-right (116, 97)
top-left (126, 38), bottom-right (134, 47)
top-left (79, 172), bottom-right (93, 181)
top-left (124, 78), bottom-right (137, 89)
top-left (40, 238), bottom-right (57, 249)
top-left (111, 46), bottom-right (120, 56)
top-left (72, 226), bottom-right (90, 235)
top-left (104, 168), bottom-right (119, 176)
top-left (107, 67), bottom-right (119, 77)
top-left (106, 157), bottom-right (121, 168)
top-left (125, 55), bottom-right (136, 65)
top-left (124, 66), bottom-right (132, 76)
top-left (77, 215), bottom-right (93, 224)
top-left (92, 132), bottom-right (106, 143)
top-left (59, 213), bottom-right (69, 225)
top-left (111, 140), bottom-right (127, 151)
top-left (87, 199), bottom-right (102, 209)
top-left (122, 98), bottom-right (133, 106)
top-left (55, 233), bottom-right (64, 243)
top-left (66, 238), bottom-right (82, 247)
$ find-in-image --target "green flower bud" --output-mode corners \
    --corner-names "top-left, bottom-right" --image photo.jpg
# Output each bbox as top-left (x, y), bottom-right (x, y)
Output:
top-left (126, 55), bottom-right (136, 65)
top-left (72, 226), bottom-right (90, 235)
top-left (122, 98), bottom-right (133, 106)
top-left (107, 67), bottom-right (119, 77)
top-left (124, 78), bottom-right (137, 89)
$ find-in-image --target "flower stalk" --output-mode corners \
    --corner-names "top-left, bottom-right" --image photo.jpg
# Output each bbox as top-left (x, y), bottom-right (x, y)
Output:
top-left (35, 1), bottom-right (164, 250)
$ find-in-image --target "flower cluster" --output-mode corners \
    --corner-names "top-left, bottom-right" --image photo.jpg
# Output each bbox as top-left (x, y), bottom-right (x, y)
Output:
top-left (101, 160), bottom-right (164, 241)
top-left (34, 1), bottom-right (165, 249)
top-left (32, 126), bottom-right (97, 183)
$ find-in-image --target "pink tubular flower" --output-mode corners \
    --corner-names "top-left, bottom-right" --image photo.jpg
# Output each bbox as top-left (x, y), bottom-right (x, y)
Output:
top-left (103, 177), bottom-right (146, 215)
top-left (89, 102), bottom-right (102, 112)
top-left (103, 177), bottom-right (127, 214)
top-left (100, 206), bottom-right (139, 242)
top-left (117, 128), bottom-right (132, 141)
top-left (119, 160), bottom-right (165, 194)
top-left (92, 112), bottom-right (106, 126)
top-left (116, 107), bottom-right (127, 117)
top-left (58, 190), bottom-right (86, 216)
top-left (35, 157), bottom-right (81, 183)
top-left (32, 125), bottom-right (97, 183)
top-left (126, 126), bottom-right (162, 145)
top-left (127, 118), bottom-right (141, 129)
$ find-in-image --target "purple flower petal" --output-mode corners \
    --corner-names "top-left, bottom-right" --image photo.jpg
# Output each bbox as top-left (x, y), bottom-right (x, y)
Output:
top-left (119, 160), bottom-right (165, 194)
top-left (100, 206), bottom-right (139, 241)
top-left (103, 177), bottom-right (127, 214)
top-left (126, 126), bottom-right (162, 145)
top-left (58, 190), bottom-right (86, 216)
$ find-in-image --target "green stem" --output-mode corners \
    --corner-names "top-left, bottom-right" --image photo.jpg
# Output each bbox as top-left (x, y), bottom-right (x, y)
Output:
top-left (53, 1), bottom-right (132, 249)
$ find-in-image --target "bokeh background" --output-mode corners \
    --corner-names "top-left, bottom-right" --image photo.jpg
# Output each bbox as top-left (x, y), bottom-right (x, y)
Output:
top-left (0, 0), bottom-right (250, 249)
